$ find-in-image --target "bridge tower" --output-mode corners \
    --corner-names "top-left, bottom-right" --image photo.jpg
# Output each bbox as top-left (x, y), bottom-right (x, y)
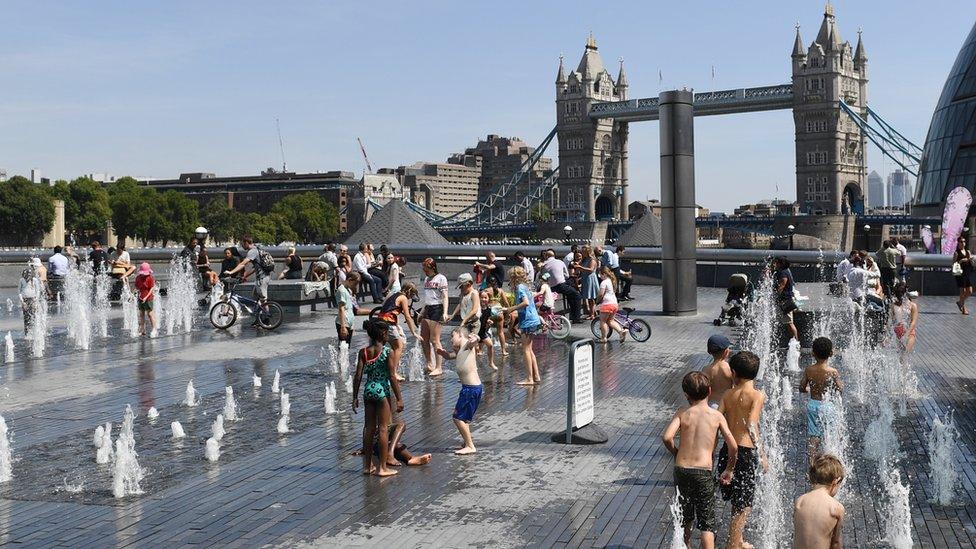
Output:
top-left (792, 3), bottom-right (869, 215)
top-left (555, 35), bottom-right (629, 222)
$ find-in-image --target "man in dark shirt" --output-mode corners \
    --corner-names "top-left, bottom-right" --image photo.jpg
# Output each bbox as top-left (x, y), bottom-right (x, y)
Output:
top-left (89, 241), bottom-right (110, 274)
top-left (219, 247), bottom-right (241, 278)
top-left (615, 245), bottom-right (634, 301)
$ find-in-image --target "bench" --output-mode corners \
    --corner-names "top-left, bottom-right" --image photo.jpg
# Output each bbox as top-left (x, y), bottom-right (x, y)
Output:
top-left (235, 280), bottom-right (331, 317)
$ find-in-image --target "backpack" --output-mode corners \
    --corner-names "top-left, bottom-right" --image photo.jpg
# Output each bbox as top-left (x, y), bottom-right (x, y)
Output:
top-left (257, 247), bottom-right (276, 274)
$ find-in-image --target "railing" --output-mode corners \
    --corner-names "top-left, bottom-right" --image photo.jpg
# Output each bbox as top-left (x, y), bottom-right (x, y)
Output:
top-left (589, 84), bottom-right (793, 120)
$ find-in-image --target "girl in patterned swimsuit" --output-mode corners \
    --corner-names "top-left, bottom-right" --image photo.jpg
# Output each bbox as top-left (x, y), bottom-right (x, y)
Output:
top-left (353, 319), bottom-right (403, 477)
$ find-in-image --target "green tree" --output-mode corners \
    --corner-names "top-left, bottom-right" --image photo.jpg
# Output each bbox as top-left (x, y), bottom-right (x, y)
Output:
top-left (56, 176), bottom-right (111, 241)
top-left (0, 176), bottom-right (56, 245)
top-left (201, 197), bottom-right (239, 245)
top-left (153, 190), bottom-right (199, 248)
top-left (270, 192), bottom-right (339, 244)
top-left (529, 202), bottom-right (552, 223)
top-left (108, 177), bottom-right (152, 243)
top-left (243, 212), bottom-right (297, 245)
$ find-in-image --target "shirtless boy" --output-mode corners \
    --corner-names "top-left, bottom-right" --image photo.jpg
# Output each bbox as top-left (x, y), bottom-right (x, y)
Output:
top-left (662, 372), bottom-right (738, 549)
top-left (799, 337), bottom-right (843, 460)
top-left (794, 454), bottom-right (846, 549)
top-left (436, 328), bottom-right (482, 455)
top-left (702, 335), bottom-right (733, 408)
top-left (718, 351), bottom-right (766, 549)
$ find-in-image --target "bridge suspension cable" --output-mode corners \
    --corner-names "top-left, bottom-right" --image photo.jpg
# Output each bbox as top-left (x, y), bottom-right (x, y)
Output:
top-left (839, 101), bottom-right (921, 177)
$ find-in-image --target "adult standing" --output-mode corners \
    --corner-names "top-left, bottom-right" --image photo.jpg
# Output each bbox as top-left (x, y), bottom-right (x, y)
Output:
top-left (18, 264), bottom-right (42, 335)
top-left (89, 241), bottom-right (110, 274)
top-left (513, 251), bottom-right (535, 283)
top-left (953, 235), bottom-right (973, 315)
top-left (615, 246), bottom-right (634, 301)
top-left (891, 237), bottom-right (908, 283)
top-left (876, 241), bottom-right (899, 298)
top-left (834, 250), bottom-right (856, 284)
top-left (540, 249), bottom-right (581, 323)
top-left (353, 243), bottom-right (382, 303)
top-left (419, 258), bottom-right (449, 375)
top-left (474, 251), bottom-right (504, 290)
top-left (576, 245), bottom-right (599, 319)
top-left (563, 245), bottom-right (578, 268)
top-left (47, 245), bottom-right (70, 299)
top-left (774, 257), bottom-right (799, 341)
top-left (279, 247), bottom-right (304, 280)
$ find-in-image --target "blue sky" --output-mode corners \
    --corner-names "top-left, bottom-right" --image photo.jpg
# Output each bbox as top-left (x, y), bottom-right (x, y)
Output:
top-left (0, 1), bottom-right (971, 212)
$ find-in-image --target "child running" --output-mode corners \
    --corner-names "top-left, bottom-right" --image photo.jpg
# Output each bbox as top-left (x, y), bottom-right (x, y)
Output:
top-left (134, 262), bottom-right (157, 336)
top-left (793, 454), bottom-right (846, 549)
top-left (799, 337), bottom-right (843, 461)
top-left (718, 351), bottom-right (766, 549)
top-left (502, 266), bottom-right (541, 385)
top-left (436, 328), bottom-right (482, 455)
top-left (662, 372), bottom-right (738, 549)
top-left (352, 319), bottom-right (403, 476)
top-left (702, 335), bottom-right (733, 409)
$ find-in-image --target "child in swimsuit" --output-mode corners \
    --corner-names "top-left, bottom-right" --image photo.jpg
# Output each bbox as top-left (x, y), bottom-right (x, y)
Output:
top-left (799, 337), bottom-right (843, 462)
top-left (352, 319), bottom-right (403, 477)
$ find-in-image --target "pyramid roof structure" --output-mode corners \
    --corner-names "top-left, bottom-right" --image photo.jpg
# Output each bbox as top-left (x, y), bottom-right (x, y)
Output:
top-left (344, 199), bottom-right (452, 247)
top-left (615, 213), bottom-right (663, 247)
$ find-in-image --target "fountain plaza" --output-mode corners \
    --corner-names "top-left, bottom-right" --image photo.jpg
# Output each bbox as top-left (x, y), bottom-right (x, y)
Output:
top-left (0, 273), bottom-right (972, 547)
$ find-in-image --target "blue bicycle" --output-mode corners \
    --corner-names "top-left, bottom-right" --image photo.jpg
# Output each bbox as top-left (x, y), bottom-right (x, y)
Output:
top-left (209, 278), bottom-right (284, 330)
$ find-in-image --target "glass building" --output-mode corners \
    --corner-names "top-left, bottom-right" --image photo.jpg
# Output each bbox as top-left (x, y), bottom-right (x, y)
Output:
top-left (915, 22), bottom-right (976, 207)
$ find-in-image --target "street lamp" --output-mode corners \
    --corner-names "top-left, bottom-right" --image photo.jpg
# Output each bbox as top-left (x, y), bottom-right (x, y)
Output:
top-left (563, 225), bottom-right (573, 244)
top-left (194, 226), bottom-right (208, 244)
top-left (863, 224), bottom-right (871, 250)
top-left (787, 224), bottom-right (795, 251)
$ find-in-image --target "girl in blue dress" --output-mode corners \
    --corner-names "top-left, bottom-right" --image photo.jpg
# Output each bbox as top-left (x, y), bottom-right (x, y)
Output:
top-left (503, 266), bottom-right (542, 386)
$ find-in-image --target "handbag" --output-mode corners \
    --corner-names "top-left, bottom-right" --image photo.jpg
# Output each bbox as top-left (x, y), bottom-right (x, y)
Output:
top-left (952, 262), bottom-right (963, 276)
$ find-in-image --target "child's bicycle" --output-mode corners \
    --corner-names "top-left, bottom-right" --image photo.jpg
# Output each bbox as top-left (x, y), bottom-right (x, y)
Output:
top-left (589, 307), bottom-right (651, 342)
top-left (535, 302), bottom-right (572, 340)
top-left (209, 278), bottom-right (284, 330)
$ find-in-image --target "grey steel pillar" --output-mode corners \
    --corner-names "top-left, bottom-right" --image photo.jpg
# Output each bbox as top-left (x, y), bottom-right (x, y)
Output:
top-left (659, 90), bottom-right (697, 316)
top-left (619, 122), bottom-right (630, 220)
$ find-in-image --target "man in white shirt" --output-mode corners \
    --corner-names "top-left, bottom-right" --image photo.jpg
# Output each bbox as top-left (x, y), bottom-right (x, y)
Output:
top-left (542, 249), bottom-right (581, 322)
top-left (563, 244), bottom-right (578, 267)
top-left (48, 245), bottom-right (70, 279)
top-left (352, 242), bottom-right (382, 303)
top-left (847, 255), bottom-right (870, 303)
top-left (891, 237), bottom-right (908, 283)
top-left (834, 251), bottom-right (856, 283)
top-left (514, 251), bottom-right (535, 282)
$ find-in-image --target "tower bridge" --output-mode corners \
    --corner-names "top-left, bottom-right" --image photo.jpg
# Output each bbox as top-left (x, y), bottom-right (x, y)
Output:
top-left (393, 3), bottom-right (926, 237)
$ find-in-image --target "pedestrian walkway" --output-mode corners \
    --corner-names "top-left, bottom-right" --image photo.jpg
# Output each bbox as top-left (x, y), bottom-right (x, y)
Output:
top-left (0, 286), bottom-right (972, 547)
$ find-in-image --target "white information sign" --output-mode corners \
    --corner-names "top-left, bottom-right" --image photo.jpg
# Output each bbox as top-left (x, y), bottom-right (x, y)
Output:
top-left (570, 341), bottom-right (594, 429)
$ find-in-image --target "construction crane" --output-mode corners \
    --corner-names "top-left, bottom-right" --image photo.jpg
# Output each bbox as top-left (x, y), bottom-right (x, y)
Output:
top-left (357, 137), bottom-right (374, 175)
top-left (275, 118), bottom-right (287, 172)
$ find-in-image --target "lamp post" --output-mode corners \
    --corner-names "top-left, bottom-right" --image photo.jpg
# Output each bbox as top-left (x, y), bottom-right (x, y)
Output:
top-left (863, 224), bottom-right (871, 251)
top-left (194, 226), bottom-right (208, 246)
top-left (563, 225), bottom-right (573, 245)
top-left (787, 224), bottom-right (795, 251)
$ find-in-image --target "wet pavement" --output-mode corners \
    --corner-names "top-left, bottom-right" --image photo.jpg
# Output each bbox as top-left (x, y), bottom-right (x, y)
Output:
top-left (0, 285), bottom-right (973, 547)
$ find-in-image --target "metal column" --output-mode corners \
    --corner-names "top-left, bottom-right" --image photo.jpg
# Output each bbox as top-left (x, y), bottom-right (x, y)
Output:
top-left (659, 90), bottom-right (697, 316)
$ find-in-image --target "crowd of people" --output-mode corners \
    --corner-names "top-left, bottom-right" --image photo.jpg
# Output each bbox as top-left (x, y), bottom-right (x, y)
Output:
top-left (664, 336), bottom-right (847, 549)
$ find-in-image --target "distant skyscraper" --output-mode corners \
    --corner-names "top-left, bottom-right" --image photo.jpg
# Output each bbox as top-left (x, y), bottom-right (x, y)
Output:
top-left (887, 170), bottom-right (914, 207)
top-left (867, 170), bottom-right (885, 208)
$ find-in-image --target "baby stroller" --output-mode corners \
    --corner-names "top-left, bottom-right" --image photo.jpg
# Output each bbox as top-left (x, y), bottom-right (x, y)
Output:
top-left (714, 273), bottom-right (753, 327)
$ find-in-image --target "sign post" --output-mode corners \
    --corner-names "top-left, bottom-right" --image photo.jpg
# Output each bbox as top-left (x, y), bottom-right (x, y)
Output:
top-left (553, 339), bottom-right (608, 445)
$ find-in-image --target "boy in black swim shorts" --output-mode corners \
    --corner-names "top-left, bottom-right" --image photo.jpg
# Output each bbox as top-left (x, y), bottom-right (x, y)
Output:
top-left (718, 351), bottom-right (766, 549)
top-left (662, 372), bottom-right (737, 548)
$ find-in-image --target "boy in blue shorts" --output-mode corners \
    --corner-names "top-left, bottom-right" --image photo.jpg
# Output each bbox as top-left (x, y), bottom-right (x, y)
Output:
top-left (799, 336), bottom-right (843, 461)
top-left (437, 328), bottom-right (482, 455)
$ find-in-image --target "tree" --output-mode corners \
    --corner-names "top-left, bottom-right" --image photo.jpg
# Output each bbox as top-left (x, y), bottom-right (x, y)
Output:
top-left (243, 212), bottom-right (297, 245)
top-left (201, 197), bottom-right (239, 245)
top-left (108, 177), bottom-right (151, 243)
top-left (0, 176), bottom-right (56, 245)
top-left (270, 192), bottom-right (339, 244)
top-left (529, 202), bottom-right (552, 223)
top-left (54, 177), bottom-right (111, 242)
top-left (156, 190), bottom-right (199, 247)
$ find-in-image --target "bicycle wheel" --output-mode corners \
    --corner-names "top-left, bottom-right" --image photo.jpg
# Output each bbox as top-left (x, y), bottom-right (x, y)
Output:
top-left (628, 318), bottom-right (652, 342)
top-left (589, 318), bottom-right (602, 339)
top-left (549, 315), bottom-right (572, 339)
top-left (258, 301), bottom-right (284, 330)
top-left (210, 301), bottom-right (238, 330)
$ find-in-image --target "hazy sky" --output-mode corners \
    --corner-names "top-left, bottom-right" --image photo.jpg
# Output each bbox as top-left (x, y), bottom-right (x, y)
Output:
top-left (1, 1), bottom-right (971, 212)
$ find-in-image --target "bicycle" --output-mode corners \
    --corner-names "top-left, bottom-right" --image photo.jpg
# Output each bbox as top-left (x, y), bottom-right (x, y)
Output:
top-left (209, 278), bottom-right (284, 330)
top-left (589, 306), bottom-right (651, 342)
top-left (537, 305), bottom-right (572, 340)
